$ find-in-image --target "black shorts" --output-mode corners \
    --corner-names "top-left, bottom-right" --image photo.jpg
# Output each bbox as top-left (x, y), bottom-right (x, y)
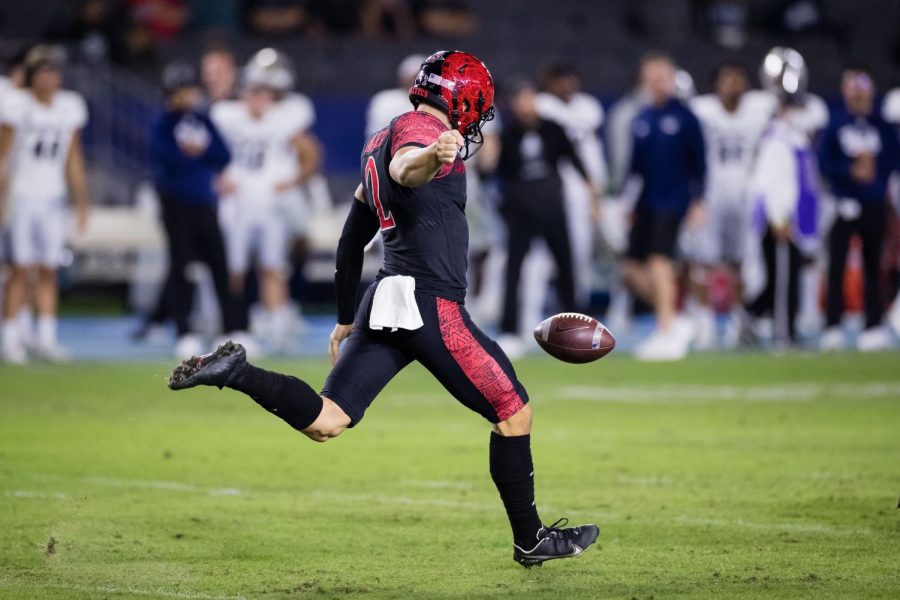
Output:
top-left (321, 284), bottom-right (529, 427)
top-left (625, 209), bottom-right (683, 260)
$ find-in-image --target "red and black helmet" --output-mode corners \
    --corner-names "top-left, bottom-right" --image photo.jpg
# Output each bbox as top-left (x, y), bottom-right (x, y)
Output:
top-left (409, 50), bottom-right (495, 159)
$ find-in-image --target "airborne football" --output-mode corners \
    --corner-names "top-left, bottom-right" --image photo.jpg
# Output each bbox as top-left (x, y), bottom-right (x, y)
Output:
top-left (533, 312), bottom-right (616, 363)
top-left (2, 1), bottom-right (900, 598)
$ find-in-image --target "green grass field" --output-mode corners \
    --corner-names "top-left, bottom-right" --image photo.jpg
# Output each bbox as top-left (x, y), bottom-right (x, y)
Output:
top-left (1, 352), bottom-right (899, 599)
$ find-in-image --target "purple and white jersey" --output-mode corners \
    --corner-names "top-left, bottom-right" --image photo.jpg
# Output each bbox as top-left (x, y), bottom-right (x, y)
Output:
top-left (750, 117), bottom-right (818, 249)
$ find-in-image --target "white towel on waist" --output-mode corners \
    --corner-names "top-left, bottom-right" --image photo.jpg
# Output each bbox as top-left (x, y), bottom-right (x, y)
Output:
top-left (369, 275), bottom-right (424, 331)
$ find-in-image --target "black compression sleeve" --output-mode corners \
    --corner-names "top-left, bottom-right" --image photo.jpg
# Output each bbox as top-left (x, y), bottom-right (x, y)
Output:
top-left (334, 198), bottom-right (379, 325)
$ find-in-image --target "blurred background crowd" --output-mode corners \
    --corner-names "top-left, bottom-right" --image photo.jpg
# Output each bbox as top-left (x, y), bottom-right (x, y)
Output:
top-left (1, 0), bottom-right (900, 363)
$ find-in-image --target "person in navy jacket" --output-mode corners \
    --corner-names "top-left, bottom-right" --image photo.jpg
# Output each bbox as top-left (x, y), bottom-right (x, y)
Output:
top-left (146, 61), bottom-right (245, 358)
top-left (622, 52), bottom-right (706, 361)
top-left (818, 65), bottom-right (900, 352)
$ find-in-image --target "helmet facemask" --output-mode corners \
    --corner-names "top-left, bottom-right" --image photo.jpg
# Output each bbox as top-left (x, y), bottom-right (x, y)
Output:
top-left (450, 96), bottom-right (494, 160)
top-left (449, 83), bottom-right (495, 160)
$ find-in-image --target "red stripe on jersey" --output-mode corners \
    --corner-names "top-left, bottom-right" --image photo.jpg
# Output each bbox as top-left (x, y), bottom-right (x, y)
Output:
top-left (436, 298), bottom-right (525, 422)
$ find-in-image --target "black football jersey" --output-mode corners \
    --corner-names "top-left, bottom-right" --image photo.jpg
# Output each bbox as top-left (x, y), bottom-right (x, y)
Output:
top-left (360, 111), bottom-right (469, 302)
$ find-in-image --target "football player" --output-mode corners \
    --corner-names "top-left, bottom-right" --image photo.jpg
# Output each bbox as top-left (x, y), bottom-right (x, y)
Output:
top-left (744, 47), bottom-right (820, 348)
top-left (169, 51), bottom-right (599, 567)
top-left (212, 48), bottom-right (321, 350)
top-left (529, 64), bottom-right (606, 325)
top-left (0, 46), bottom-right (89, 364)
top-left (882, 86), bottom-right (900, 339)
top-left (686, 62), bottom-right (775, 348)
top-left (366, 54), bottom-right (503, 325)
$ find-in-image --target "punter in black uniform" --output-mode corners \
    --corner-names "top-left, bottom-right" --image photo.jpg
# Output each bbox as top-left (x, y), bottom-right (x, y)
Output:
top-left (167, 50), bottom-right (599, 567)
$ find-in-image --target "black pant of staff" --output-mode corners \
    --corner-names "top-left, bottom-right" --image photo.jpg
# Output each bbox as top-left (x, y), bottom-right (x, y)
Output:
top-left (825, 202), bottom-right (886, 330)
top-left (158, 196), bottom-right (246, 336)
top-left (500, 180), bottom-right (578, 335)
top-left (747, 227), bottom-right (802, 346)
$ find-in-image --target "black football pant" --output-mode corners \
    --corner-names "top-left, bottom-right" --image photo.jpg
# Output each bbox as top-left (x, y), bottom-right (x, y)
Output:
top-left (322, 284), bottom-right (529, 427)
top-left (500, 181), bottom-right (577, 334)
top-left (825, 202), bottom-right (886, 329)
top-left (747, 227), bottom-right (801, 343)
top-left (160, 197), bottom-right (246, 336)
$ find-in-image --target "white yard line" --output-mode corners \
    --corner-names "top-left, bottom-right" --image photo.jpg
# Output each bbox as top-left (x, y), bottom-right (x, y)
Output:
top-left (559, 382), bottom-right (900, 403)
top-left (310, 490), bottom-right (872, 537)
top-left (0, 580), bottom-right (248, 600)
top-left (400, 479), bottom-right (475, 490)
top-left (4, 490), bottom-right (70, 499)
top-left (82, 476), bottom-right (242, 497)
top-left (14, 475), bottom-right (875, 538)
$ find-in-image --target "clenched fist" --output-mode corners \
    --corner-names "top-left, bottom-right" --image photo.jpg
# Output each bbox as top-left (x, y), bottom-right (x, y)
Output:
top-left (435, 130), bottom-right (463, 164)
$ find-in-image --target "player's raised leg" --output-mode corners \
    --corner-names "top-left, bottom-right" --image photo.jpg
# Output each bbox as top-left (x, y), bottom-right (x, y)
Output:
top-left (168, 339), bottom-right (343, 441)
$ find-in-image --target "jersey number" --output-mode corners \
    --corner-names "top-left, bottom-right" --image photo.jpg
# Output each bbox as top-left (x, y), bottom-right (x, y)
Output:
top-left (237, 140), bottom-right (265, 170)
top-left (33, 130), bottom-right (62, 161)
top-left (365, 156), bottom-right (396, 231)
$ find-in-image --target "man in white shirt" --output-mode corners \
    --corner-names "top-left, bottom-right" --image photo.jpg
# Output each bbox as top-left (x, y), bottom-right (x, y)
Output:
top-left (212, 48), bottom-right (321, 350)
top-left (0, 46), bottom-right (89, 364)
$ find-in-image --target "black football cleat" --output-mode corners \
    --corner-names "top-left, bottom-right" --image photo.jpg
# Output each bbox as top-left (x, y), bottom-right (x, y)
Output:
top-left (168, 341), bottom-right (247, 391)
top-left (513, 518), bottom-right (600, 568)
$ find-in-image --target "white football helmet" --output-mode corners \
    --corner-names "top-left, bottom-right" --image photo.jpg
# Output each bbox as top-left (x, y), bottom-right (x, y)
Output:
top-left (760, 46), bottom-right (808, 101)
top-left (243, 48), bottom-right (294, 93)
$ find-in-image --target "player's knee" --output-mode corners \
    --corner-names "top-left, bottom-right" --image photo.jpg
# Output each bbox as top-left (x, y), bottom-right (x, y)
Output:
top-left (494, 403), bottom-right (532, 437)
top-left (302, 397), bottom-right (350, 442)
top-left (304, 427), bottom-right (341, 443)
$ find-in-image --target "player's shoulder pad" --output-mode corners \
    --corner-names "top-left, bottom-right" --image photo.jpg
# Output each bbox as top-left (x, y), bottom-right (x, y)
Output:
top-left (59, 89), bottom-right (89, 126)
top-left (278, 93), bottom-right (316, 132)
top-left (796, 93), bottom-right (829, 134)
top-left (572, 92), bottom-right (603, 127)
top-left (0, 87), bottom-right (28, 125)
top-left (883, 88), bottom-right (900, 124)
top-left (688, 93), bottom-right (717, 118)
top-left (390, 110), bottom-right (446, 155)
top-left (209, 100), bottom-right (244, 129)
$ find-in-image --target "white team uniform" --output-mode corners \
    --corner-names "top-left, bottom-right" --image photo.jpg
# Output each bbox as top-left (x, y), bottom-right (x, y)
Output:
top-left (212, 93), bottom-right (314, 274)
top-left (687, 90), bottom-right (775, 264)
top-left (525, 92), bottom-right (606, 320)
top-left (365, 88), bottom-right (410, 136)
top-left (1, 88), bottom-right (88, 267)
top-left (0, 76), bottom-right (12, 264)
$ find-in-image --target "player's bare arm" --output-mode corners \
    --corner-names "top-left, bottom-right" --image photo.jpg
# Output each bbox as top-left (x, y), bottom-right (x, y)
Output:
top-left (275, 130), bottom-right (323, 192)
top-left (0, 124), bottom-right (14, 224)
top-left (389, 125), bottom-right (463, 187)
top-left (65, 129), bottom-right (90, 233)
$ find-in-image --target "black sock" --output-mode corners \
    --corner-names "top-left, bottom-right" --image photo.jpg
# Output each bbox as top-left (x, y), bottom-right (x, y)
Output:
top-left (489, 432), bottom-right (543, 548)
top-left (229, 364), bottom-right (323, 431)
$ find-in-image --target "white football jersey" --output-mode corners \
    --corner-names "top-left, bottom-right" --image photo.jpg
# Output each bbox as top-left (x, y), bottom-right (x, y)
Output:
top-left (211, 93), bottom-right (315, 206)
top-left (1, 88), bottom-right (88, 204)
top-left (690, 90), bottom-right (775, 204)
top-left (365, 88), bottom-right (411, 136)
top-left (883, 88), bottom-right (900, 124)
top-left (537, 91), bottom-right (606, 184)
